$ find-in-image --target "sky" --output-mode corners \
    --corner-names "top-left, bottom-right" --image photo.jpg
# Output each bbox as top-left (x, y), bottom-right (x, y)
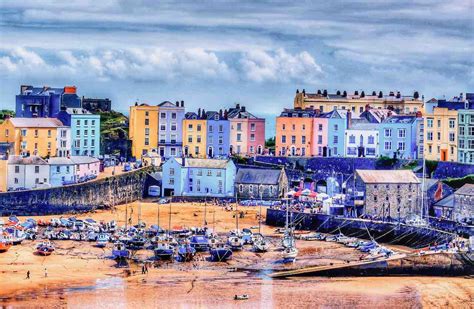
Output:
top-left (0, 0), bottom-right (473, 137)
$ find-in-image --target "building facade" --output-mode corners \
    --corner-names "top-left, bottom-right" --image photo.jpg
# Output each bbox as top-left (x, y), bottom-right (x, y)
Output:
top-left (129, 103), bottom-right (160, 158)
top-left (453, 184), bottom-right (474, 222)
top-left (57, 108), bottom-right (101, 157)
top-left (294, 89), bottom-right (423, 116)
top-left (0, 118), bottom-right (64, 157)
top-left (379, 116), bottom-right (421, 159)
top-left (182, 112), bottom-right (207, 158)
top-left (228, 104), bottom-right (265, 156)
top-left (275, 108), bottom-right (316, 156)
top-left (157, 101), bottom-right (185, 158)
top-left (312, 116), bottom-right (329, 157)
top-left (235, 168), bottom-right (288, 200)
top-left (16, 85), bottom-right (81, 118)
top-left (6, 156), bottom-right (50, 190)
top-left (355, 170), bottom-right (421, 219)
top-left (458, 107), bottom-right (474, 164)
top-left (424, 107), bottom-right (458, 162)
top-left (161, 158), bottom-right (236, 197)
top-left (344, 123), bottom-right (379, 158)
top-left (48, 157), bottom-right (76, 186)
top-left (325, 110), bottom-right (348, 157)
top-left (56, 126), bottom-right (71, 157)
top-left (206, 111), bottom-right (230, 158)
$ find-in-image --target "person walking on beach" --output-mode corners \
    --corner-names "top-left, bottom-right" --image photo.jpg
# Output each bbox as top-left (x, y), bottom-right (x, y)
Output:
top-left (26, 270), bottom-right (30, 279)
top-left (141, 265), bottom-right (146, 274)
top-left (44, 268), bottom-right (48, 278)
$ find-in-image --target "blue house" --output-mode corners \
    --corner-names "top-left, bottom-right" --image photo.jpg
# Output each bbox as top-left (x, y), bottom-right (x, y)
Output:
top-left (57, 108), bottom-right (101, 157)
top-left (16, 85), bottom-right (81, 118)
top-left (379, 115), bottom-right (421, 159)
top-left (161, 158), bottom-right (236, 197)
top-left (325, 109), bottom-right (348, 157)
top-left (206, 111), bottom-right (230, 158)
top-left (48, 157), bottom-right (76, 186)
top-left (158, 101), bottom-right (185, 158)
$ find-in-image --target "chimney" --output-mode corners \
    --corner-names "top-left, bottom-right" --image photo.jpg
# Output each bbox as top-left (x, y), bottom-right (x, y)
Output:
top-left (302, 89), bottom-right (306, 96)
top-left (181, 100), bottom-right (184, 107)
top-left (346, 110), bottom-right (352, 129)
top-left (175, 101), bottom-right (179, 106)
top-left (365, 104), bottom-right (371, 112)
top-left (241, 106), bottom-right (246, 112)
top-left (236, 103), bottom-right (240, 109)
top-left (20, 85), bottom-right (29, 94)
top-left (296, 89), bottom-right (299, 94)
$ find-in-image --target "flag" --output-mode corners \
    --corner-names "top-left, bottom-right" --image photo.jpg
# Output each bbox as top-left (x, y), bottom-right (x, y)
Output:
top-left (434, 182), bottom-right (443, 201)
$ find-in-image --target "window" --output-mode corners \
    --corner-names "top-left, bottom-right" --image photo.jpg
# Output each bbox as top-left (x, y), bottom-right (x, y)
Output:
top-left (48, 130), bottom-right (52, 137)
top-left (449, 132), bottom-right (455, 142)
top-left (84, 139), bottom-right (88, 147)
top-left (449, 118), bottom-right (455, 129)
top-left (460, 140), bottom-right (465, 148)
top-left (291, 135), bottom-right (296, 144)
top-left (188, 124), bottom-right (193, 131)
top-left (218, 136), bottom-right (223, 144)
top-left (318, 135), bottom-right (322, 144)
top-left (197, 124), bottom-right (202, 131)
top-left (14, 178), bottom-right (18, 184)
top-left (384, 141), bottom-right (392, 150)
top-left (91, 140), bottom-right (95, 146)
top-left (218, 125), bottom-right (223, 133)
top-left (170, 148), bottom-right (176, 156)
top-left (398, 142), bottom-right (406, 151)
top-left (145, 128), bottom-right (150, 135)
top-left (237, 123), bottom-right (242, 131)
top-left (172, 113), bottom-right (177, 119)
top-left (76, 129), bottom-right (80, 136)
top-left (5, 129), bottom-right (9, 137)
top-left (207, 170), bottom-right (212, 176)
top-left (35, 166), bottom-right (39, 173)
top-left (318, 124), bottom-right (323, 131)
top-left (349, 135), bottom-right (355, 144)
top-left (145, 137), bottom-right (149, 146)
top-left (282, 124), bottom-right (286, 130)
top-left (188, 136), bottom-right (193, 143)
top-left (460, 127), bottom-right (465, 136)
top-left (281, 135), bottom-right (286, 143)
top-left (197, 135), bottom-right (201, 143)
top-left (249, 185), bottom-right (253, 194)
top-left (92, 130), bottom-right (95, 136)
top-left (302, 136), bottom-right (306, 144)
top-left (398, 129), bottom-right (406, 138)
top-left (334, 124), bottom-right (338, 131)
top-left (76, 120), bottom-right (80, 126)
top-left (301, 147), bottom-right (306, 156)
top-left (21, 129), bottom-right (27, 137)
top-left (384, 129), bottom-right (392, 137)
top-left (169, 178), bottom-right (174, 185)
top-left (195, 146), bottom-right (199, 155)
top-left (427, 132), bottom-right (433, 141)
top-left (237, 133), bottom-right (242, 142)
top-left (302, 124), bottom-right (306, 131)
top-left (170, 168), bottom-right (175, 176)
top-left (161, 112), bottom-right (166, 119)
top-left (368, 135), bottom-right (375, 144)
top-left (47, 142), bottom-right (51, 149)
top-left (427, 118), bottom-right (433, 128)
top-left (197, 179), bottom-right (201, 191)
top-left (469, 140), bottom-right (474, 148)
top-left (250, 134), bottom-right (255, 141)
top-left (15, 166), bottom-right (19, 173)
top-left (437, 132), bottom-right (441, 140)
top-left (249, 146), bottom-right (254, 153)
top-left (144, 118), bottom-right (149, 126)
top-left (209, 125), bottom-right (213, 133)
top-left (292, 124), bottom-right (295, 130)
top-left (333, 136), bottom-right (338, 144)
top-left (92, 120), bottom-right (95, 126)
top-left (56, 166), bottom-right (60, 173)
top-left (218, 180), bottom-right (223, 194)
top-left (250, 123), bottom-right (256, 131)
top-left (217, 171), bottom-right (222, 177)
top-left (437, 119), bottom-right (441, 128)
top-left (160, 124), bottom-right (166, 131)
top-left (239, 184), bottom-right (243, 193)
top-left (469, 127), bottom-right (474, 136)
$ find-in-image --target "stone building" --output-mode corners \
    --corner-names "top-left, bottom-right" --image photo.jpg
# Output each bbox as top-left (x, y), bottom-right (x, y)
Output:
top-left (82, 97), bottom-right (112, 112)
top-left (453, 183), bottom-right (474, 223)
top-left (235, 168), bottom-right (288, 200)
top-left (355, 169), bottom-right (421, 220)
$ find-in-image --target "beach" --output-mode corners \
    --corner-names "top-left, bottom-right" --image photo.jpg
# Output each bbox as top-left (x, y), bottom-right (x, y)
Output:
top-left (1, 202), bottom-right (473, 308)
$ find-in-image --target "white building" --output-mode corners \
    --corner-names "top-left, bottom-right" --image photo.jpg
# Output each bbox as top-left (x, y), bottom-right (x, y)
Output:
top-left (56, 126), bottom-right (71, 157)
top-left (7, 155), bottom-right (50, 190)
top-left (344, 123), bottom-right (379, 158)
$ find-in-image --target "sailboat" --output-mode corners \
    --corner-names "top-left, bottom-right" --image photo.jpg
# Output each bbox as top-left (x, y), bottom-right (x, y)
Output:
top-left (281, 198), bottom-right (298, 262)
top-left (253, 199), bottom-right (270, 252)
top-left (210, 243), bottom-right (233, 261)
top-left (154, 242), bottom-right (175, 260)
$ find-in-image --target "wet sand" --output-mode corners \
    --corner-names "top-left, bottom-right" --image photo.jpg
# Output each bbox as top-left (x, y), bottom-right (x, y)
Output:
top-left (1, 202), bottom-right (473, 308)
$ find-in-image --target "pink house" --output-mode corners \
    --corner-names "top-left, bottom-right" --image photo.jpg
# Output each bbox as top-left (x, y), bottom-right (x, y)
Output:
top-left (227, 104), bottom-right (265, 156)
top-left (247, 118), bottom-right (265, 155)
top-left (70, 156), bottom-right (100, 180)
top-left (311, 117), bottom-right (329, 156)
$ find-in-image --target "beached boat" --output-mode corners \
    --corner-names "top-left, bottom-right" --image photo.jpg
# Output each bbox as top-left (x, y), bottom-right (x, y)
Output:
top-left (176, 243), bottom-right (196, 262)
top-left (154, 242), bottom-right (175, 260)
top-left (210, 244), bottom-right (233, 262)
top-left (281, 246), bottom-right (298, 262)
top-left (0, 235), bottom-right (13, 253)
top-left (36, 241), bottom-right (55, 256)
top-left (227, 236), bottom-right (243, 251)
top-left (112, 242), bottom-right (129, 259)
top-left (241, 228), bottom-right (253, 245)
top-left (253, 237), bottom-right (270, 252)
top-left (96, 233), bottom-right (109, 248)
top-left (189, 235), bottom-right (209, 251)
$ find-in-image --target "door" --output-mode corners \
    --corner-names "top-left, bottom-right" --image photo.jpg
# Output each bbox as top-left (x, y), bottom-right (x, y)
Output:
top-left (441, 149), bottom-right (447, 161)
top-left (322, 146), bottom-right (328, 157)
top-left (208, 146), bottom-right (213, 158)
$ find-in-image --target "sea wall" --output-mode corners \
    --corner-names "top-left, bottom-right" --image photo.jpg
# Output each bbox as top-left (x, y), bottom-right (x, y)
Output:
top-left (265, 208), bottom-right (460, 248)
top-left (0, 167), bottom-right (153, 216)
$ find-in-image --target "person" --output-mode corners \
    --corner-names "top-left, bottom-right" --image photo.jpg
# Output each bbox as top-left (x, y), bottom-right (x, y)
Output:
top-left (44, 268), bottom-right (48, 278)
top-left (26, 270), bottom-right (30, 279)
top-left (142, 265), bottom-right (145, 274)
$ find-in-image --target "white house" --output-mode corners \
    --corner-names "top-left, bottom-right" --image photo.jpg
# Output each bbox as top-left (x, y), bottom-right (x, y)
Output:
top-left (56, 126), bottom-right (71, 157)
top-left (344, 123), bottom-right (379, 158)
top-left (7, 155), bottom-right (50, 190)
top-left (161, 158), bottom-right (236, 197)
top-left (48, 157), bottom-right (76, 186)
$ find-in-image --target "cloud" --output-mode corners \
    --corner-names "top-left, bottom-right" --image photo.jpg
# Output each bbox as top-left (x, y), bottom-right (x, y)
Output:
top-left (239, 49), bottom-right (322, 83)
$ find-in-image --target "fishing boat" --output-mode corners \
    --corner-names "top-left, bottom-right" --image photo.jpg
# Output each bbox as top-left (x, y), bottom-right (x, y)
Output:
top-left (0, 235), bottom-right (12, 253)
top-left (227, 235), bottom-right (243, 251)
top-left (112, 242), bottom-right (129, 259)
top-left (96, 233), bottom-right (109, 248)
top-left (210, 244), bottom-right (233, 262)
top-left (36, 241), bottom-right (55, 256)
top-left (189, 235), bottom-right (209, 251)
top-left (176, 243), bottom-right (196, 262)
top-left (7, 229), bottom-right (26, 245)
top-left (154, 242), bottom-right (175, 260)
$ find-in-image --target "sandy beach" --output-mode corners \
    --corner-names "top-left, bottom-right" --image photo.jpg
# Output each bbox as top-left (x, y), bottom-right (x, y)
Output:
top-left (1, 201), bottom-right (473, 308)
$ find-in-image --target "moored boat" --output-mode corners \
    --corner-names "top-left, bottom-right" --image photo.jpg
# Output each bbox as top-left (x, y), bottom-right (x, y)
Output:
top-left (112, 242), bottom-right (129, 259)
top-left (0, 235), bottom-right (13, 253)
top-left (36, 241), bottom-right (55, 256)
top-left (189, 235), bottom-right (209, 251)
top-left (227, 236), bottom-right (243, 251)
top-left (154, 242), bottom-right (175, 260)
top-left (176, 243), bottom-right (196, 262)
top-left (210, 244), bottom-right (233, 262)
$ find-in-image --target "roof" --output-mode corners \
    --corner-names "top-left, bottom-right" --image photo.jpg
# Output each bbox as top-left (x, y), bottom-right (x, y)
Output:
top-left (433, 194), bottom-right (454, 208)
top-left (8, 118), bottom-right (64, 128)
top-left (185, 112), bottom-right (199, 119)
top-left (20, 86), bottom-right (64, 96)
top-left (48, 157), bottom-right (74, 165)
top-left (69, 156), bottom-right (100, 164)
top-left (8, 155), bottom-right (48, 165)
top-left (455, 184), bottom-right (474, 196)
top-left (183, 158), bottom-right (231, 169)
top-left (382, 115), bottom-right (418, 124)
top-left (64, 108), bottom-right (92, 115)
top-left (356, 170), bottom-right (420, 184)
top-left (348, 123), bottom-right (379, 131)
top-left (235, 168), bottom-right (282, 185)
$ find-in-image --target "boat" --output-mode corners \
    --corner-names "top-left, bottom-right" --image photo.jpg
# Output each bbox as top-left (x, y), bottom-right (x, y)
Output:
top-left (281, 198), bottom-right (298, 262)
top-left (253, 237), bottom-right (270, 252)
top-left (126, 235), bottom-right (146, 250)
top-left (227, 236), bottom-right (243, 251)
top-left (189, 235), bottom-right (209, 251)
top-left (112, 242), bottom-right (129, 259)
top-left (96, 233), bottom-right (109, 248)
top-left (154, 242), bottom-right (175, 260)
top-left (234, 294), bottom-right (249, 300)
top-left (299, 233), bottom-right (322, 241)
top-left (281, 246), bottom-right (298, 262)
top-left (0, 235), bottom-right (13, 253)
top-left (241, 228), bottom-right (253, 245)
top-left (7, 229), bottom-right (26, 245)
top-left (210, 244), bottom-right (233, 262)
top-left (176, 243), bottom-right (196, 262)
top-left (36, 241), bottom-right (55, 256)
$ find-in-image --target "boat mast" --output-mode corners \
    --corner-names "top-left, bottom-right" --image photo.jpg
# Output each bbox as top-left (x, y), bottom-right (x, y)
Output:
top-left (235, 189), bottom-right (239, 231)
top-left (259, 187), bottom-right (263, 234)
top-left (125, 192), bottom-right (128, 230)
top-left (421, 144), bottom-right (426, 220)
top-left (168, 192), bottom-right (173, 237)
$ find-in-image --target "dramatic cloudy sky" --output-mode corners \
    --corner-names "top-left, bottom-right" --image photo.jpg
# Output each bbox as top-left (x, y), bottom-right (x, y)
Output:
top-left (0, 0), bottom-right (473, 135)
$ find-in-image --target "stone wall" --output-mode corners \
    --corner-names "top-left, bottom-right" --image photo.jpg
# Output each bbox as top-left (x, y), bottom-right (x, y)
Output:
top-left (0, 167), bottom-right (153, 216)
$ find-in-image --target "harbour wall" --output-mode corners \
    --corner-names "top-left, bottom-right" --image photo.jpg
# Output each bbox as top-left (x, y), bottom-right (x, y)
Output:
top-left (0, 167), bottom-right (153, 216)
top-left (265, 208), bottom-right (458, 248)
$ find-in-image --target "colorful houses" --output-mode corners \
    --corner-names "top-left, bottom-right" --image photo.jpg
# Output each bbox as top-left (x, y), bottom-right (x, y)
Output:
top-left (161, 158), bottom-right (236, 197)
top-left (16, 85), bottom-right (81, 118)
top-left (205, 110), bottom-right (230, 158)
top-left (457, 94), bottom-right (474, 164)
top-left (227, 104), bottom-right (265, 156)
top-left (157, 101), bottom-right (185, 158)
top-left (0, 118), bottom-right (64, 157)
top-left (182, 111), bottom-right (207, 158)
top-left (275, 108), bottom-right (316, 156)
top-left (424, 107), bottom-right (458, 162)
top-left (57, 108), bottom-right (101, 157)
top-left (344, 123), bottom-right (379, 158)
top-left (379, 115), bottom-right (422, 159)
top-left (5, 156), bottom-right (50, 190)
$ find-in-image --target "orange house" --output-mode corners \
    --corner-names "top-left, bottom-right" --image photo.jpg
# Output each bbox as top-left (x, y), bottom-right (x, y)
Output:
top-left (275, 109), bottom-right (316, 156)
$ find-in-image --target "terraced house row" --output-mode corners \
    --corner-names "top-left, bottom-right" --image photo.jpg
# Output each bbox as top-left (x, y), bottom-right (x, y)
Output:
top-left (129, 102), bottom-right (265, 159)
top-left (276, 89), bottom-right (474, 164)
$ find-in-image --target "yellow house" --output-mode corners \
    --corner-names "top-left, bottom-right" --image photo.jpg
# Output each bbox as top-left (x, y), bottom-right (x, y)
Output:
top-left (129, 103), bottom-right (160, 158)
top-left (0, 118), bottom-right (63, 157)
top-left (0, 159), bottom-right (7, 192)
top-left (424, 107), bottom-right (458, 162)
top-left (182, 112), bottom-right (207, 158)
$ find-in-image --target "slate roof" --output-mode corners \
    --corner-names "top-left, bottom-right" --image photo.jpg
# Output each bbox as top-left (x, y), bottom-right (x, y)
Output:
top-left (8, 155), bottom-right (48, 165)
top-left (433, 194), bottom-right (454, 208)
top-left (382, 115), bottom-right (418, 124)
top-left (8, 118), bottom-right (64, 128)
top-left (48, 157), bottom-right (75, 165)
top-left (235, 168), bottom-right (282, 185)
top-left (356, 170), bottom-right (420, 184)
top-left (22, 86), bottom-right (64, 96)
top-left (69, 156), bottom-right (100, 164)
top-left (184, 158), bottom-right (230, 169)
top-left (348, 123), bottom-right (379, 131)
top-left (455, 184), bottom-right (474, 196)
top-left (185, 112), bottom-right (199, 119)
top-left (64, 108), bottom-right (92, 114)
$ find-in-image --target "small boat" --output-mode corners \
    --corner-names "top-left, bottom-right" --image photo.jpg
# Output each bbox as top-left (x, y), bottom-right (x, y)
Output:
top-left (36, 241), bottom-right (55, 256)
top-left (227, 236), bottom-right (243, 251)
top-left (96, 233), bottom-right (109, 248)
top-left (189, 235), bottom-right (209, 251)
top-left (0, 235), bottom-right (13, 253)
top-left (126, 235), bottom-right (146, 250)
top-left (298, 233), bottom-right (323, 241)
top-left (176, 243), bottom-right (196, 262)
top-left (281, 234), bottom-right (295, 249)
top-left (112, 242), bottom-right (129, 259)
top-left (8, 229), bottom-right (26, 245)
top-left (210, 244), bottom-right (233, 262)
top-left (154, 242), bottom-right (175, 260)
top-left (234, 294), bottom-right (249, 300)
top-left (281, 246), bottom-right (298, 262)
top-left (253, 238), bottom-right (270, 252)
top-left (241, 228), bottom-right (253, 245)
